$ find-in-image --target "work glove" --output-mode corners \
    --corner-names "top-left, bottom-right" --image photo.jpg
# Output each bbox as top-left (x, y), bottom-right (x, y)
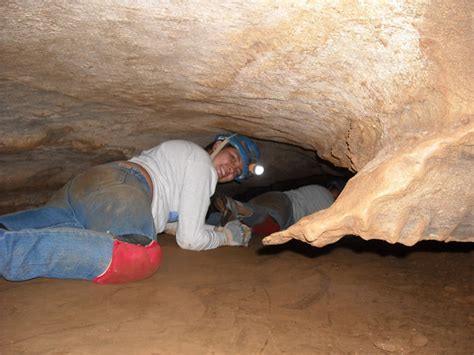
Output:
top-left (222, 220), bottom-right (252, 247)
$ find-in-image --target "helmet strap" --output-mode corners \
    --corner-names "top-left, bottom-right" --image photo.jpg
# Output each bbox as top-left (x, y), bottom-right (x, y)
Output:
top-left (210, 134), bottom-right (237, 160)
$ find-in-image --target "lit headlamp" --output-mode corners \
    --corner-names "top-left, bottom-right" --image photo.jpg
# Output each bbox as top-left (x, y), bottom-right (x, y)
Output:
top-left (249, 163), bottom-right (264, 176)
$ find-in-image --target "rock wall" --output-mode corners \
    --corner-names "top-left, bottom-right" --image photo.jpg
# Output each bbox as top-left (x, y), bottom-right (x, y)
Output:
top-left (1, 1), bottom-right (472, 245)
top-left (265, 119), bottom-right (473, 247)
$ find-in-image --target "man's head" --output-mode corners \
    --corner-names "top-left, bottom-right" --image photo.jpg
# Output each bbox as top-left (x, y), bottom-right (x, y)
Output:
top-left (210, 133), bottom-right (262, 183)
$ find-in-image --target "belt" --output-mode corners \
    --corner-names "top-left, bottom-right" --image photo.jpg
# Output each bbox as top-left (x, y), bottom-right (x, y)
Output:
top-left (118, 161), bottom-right (154, 198)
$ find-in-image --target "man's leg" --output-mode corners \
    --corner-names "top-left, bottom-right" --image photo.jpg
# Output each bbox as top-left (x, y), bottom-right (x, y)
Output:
top-left (66, 163), bottom-right (162, 283)
top-left (0, 164), bottom-right (161, 284)
top-left (0, 227), bottom-right (161, 284)
top-left (212, 192), bottom-right (292, 236)
top-left (0, 206), bottom-right (82, 231)
top-left (0, 227), bottom-right (113, 281)
top-left (245, 191), bottom-right (294, 230)
top-left (213, 191), bottom-right (293, 229)
top-left (251, 215), bottom-right (281, 237)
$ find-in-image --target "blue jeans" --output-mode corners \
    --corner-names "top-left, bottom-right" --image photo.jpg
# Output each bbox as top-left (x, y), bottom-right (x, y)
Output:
top-left (0, 162), bottom-right (155, 281)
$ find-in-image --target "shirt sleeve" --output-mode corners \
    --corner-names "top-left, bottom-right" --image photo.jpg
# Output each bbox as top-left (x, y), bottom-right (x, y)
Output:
top-left (174, 160), bottom-right (227, 250)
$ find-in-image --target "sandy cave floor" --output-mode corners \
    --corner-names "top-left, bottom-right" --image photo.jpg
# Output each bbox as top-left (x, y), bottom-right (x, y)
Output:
top-left (1, 234), bottom-right (473, 354)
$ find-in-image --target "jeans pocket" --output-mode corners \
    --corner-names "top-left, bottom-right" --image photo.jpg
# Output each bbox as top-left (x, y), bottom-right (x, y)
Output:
top-left (70, 164), bottom-right (127, 199)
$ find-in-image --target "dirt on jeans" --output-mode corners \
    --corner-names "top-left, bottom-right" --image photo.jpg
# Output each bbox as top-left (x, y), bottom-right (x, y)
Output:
top-left (0, 234), bottom-right (473, 354)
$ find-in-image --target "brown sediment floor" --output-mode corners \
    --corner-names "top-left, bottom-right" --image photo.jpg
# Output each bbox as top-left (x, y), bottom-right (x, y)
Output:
top-left (1, 235), bottom-right (473, 354)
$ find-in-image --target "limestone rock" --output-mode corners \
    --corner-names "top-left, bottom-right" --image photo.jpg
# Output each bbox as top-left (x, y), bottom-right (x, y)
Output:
top-left (0, 1), bottom-right (473, 245)
top-left (264, 118), bottom-right (473, 246)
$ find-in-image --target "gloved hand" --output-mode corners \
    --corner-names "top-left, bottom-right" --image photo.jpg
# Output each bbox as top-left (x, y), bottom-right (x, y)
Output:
top-left (222, 220), bottom-right (252, 247)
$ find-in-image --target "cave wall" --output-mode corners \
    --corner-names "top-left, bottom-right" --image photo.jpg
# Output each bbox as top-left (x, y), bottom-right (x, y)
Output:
top-left (1, 1), bottom-right (472, 245)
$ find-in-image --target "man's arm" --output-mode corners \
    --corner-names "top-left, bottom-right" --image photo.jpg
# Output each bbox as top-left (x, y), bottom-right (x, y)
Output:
top-left (175, 160), bottom-right (227, 250)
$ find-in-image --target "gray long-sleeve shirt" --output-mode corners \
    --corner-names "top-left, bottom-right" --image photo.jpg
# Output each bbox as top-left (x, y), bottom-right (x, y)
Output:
top-left (283, 185), bottom-right (335, 223)
top-left (131, 140), bottom-right (227, 250)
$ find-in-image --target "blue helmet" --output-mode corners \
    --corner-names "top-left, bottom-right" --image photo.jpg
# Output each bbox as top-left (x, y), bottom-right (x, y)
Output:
top-left (213, 133), bottom-right (262, 182)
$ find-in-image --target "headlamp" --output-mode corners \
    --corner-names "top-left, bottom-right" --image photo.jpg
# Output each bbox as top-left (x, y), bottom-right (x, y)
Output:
top-left (249, 163), bottom-right (264, 176)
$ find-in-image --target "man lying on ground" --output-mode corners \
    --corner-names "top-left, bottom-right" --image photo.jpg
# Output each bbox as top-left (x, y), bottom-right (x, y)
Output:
top-left (207, 180), bottom-right (346, 237)
top-left (0, 133), bottom-right (262, 284)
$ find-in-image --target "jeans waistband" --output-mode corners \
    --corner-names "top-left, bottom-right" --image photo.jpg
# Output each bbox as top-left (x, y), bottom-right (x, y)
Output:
top-left (114, 161), bottom-right (153, 198)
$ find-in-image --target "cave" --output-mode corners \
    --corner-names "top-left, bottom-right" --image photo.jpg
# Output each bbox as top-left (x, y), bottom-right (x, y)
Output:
top-left (1, 1), bottom-right (473, 353)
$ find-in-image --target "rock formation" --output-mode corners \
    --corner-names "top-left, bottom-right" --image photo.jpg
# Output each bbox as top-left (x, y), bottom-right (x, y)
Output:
top-left (1, 1), bottom-right (472, 246)
top-left (264, 119), bottom-right (473, 247)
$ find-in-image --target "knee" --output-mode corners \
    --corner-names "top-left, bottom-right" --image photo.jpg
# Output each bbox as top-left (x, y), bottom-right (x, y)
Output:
top-left (93, 239), bottom-right (162, 285)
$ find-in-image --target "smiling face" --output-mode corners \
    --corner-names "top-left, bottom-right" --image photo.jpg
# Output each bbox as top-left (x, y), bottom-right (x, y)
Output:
top-left (211, 142), bottom-right (244, 183)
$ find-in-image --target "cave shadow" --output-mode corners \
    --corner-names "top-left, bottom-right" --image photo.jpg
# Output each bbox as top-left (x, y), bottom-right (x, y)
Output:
top-left (254, 235), bottom-right (474, 259)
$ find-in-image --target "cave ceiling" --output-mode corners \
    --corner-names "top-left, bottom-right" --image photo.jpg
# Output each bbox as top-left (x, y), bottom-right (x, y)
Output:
top-left (1, 1), bottom-right (472, 246)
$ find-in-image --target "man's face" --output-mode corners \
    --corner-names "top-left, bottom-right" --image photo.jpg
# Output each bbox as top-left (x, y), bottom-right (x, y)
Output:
top-left (212, 143), bottom-right (244, 183)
